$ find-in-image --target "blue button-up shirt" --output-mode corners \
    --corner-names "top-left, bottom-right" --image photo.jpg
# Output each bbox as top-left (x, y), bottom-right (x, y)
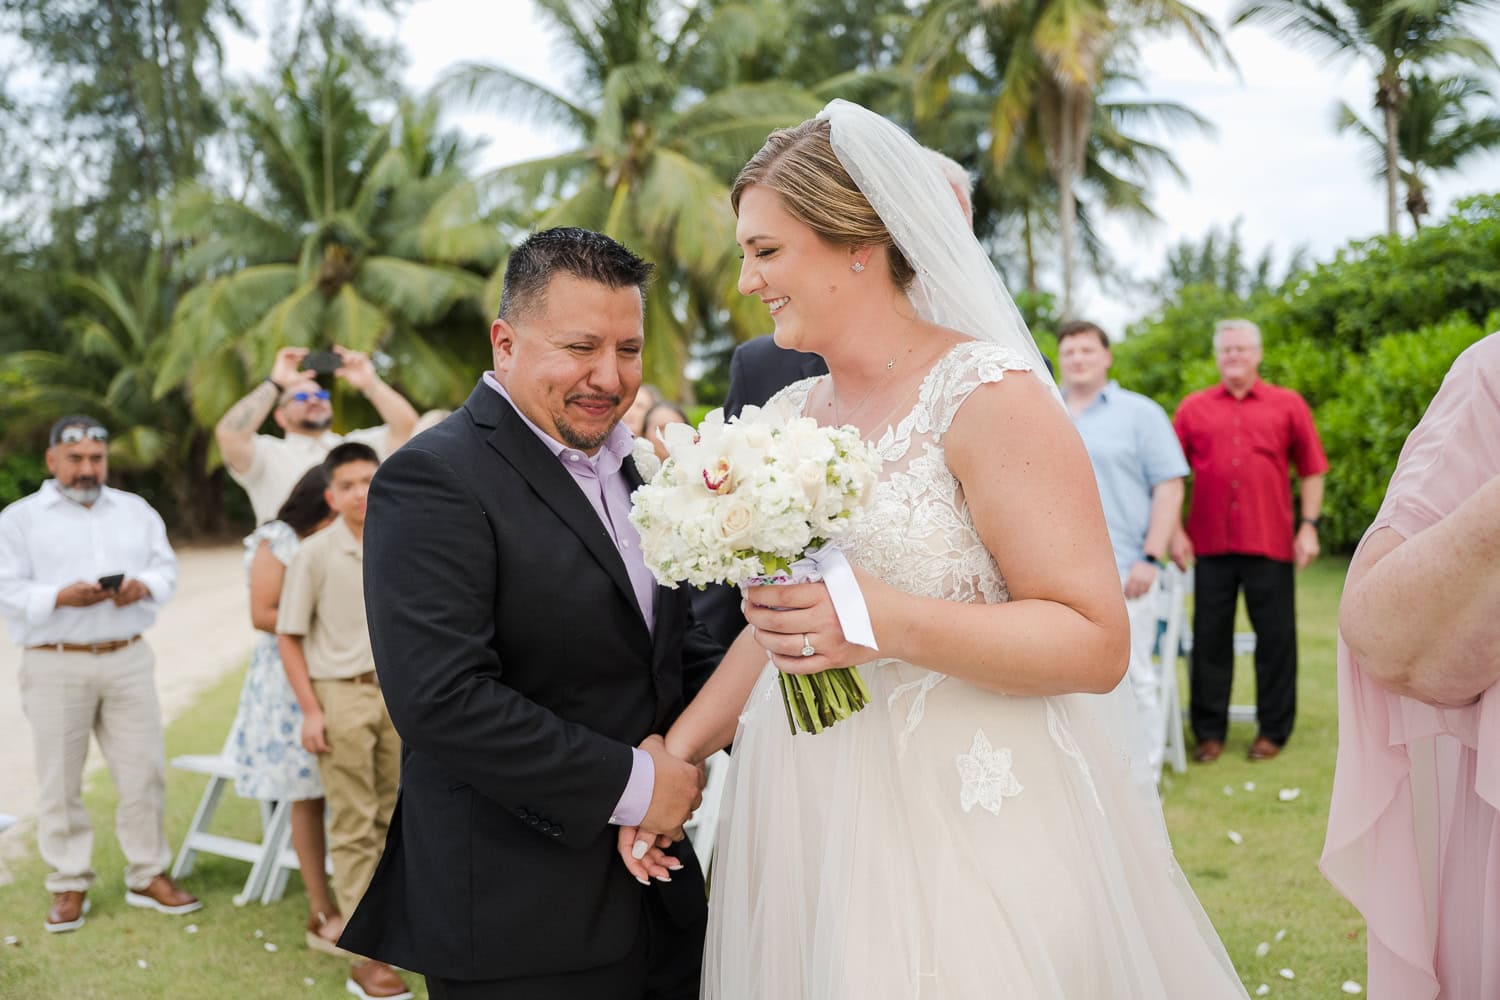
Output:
top-left (1069, 381), bottom-right (1189, 575)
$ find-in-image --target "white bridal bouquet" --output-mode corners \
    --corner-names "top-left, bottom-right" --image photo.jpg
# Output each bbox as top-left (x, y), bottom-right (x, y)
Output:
top-left (628, 405), bottom-right (883, 734)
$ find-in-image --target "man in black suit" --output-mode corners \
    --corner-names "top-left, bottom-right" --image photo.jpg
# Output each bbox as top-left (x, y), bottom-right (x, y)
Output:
top-left (343, 228), bottom-right (720, 1000)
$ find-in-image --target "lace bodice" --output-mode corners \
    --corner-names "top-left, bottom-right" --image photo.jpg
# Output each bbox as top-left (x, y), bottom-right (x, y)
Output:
top-left (775, 340), bottom-right (1036, 607)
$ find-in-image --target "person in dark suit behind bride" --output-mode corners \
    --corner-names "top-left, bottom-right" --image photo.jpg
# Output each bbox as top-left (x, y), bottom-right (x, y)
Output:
top-left (341, 227), bottom-right (723, 1000)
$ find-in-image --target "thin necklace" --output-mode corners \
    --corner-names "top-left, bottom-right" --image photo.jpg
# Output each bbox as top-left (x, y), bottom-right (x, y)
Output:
top-left (833, 346), bottom-right (913, 426)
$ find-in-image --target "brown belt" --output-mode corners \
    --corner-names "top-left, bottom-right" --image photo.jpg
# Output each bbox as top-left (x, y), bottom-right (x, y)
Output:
top-left (329, 670), bottom-right (380, 686)
top-left (28, 635), bottom-right (142, 655)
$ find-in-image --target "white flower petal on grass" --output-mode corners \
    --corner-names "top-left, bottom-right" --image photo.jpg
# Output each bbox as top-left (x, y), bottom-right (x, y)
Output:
top-left (137, 959), bottom-right (148, 970)
top-left (1255, 985), bottom-right (1269, 996)
top-left (2, 935), bottom-right (17, 946)
top-left (1278, 788), bottom-right (1302, 802)
top-left (264, 942), bottom-right (278, 953)
top-left (1342, 981), bottom-right (1363, 994)
top-left (1274, 928), bottom-right (1287, 942)
top-left (304, 977), bottom-right (315, 987)
top-left (184, 924), bottom-right (197, 934)
top-left (1223, 785), bottom-right (1235, 796)
top-left (1255, 941), bottom-right (1270, 957)
top-left (1227, 830), bottom-right (1244, 845)
top-left (1279, 968), bottom-right (1295, 980)
top-left (1243, 781), bottom-right (1256, 791)
top-left (254, 929), bottom-right (264, 939)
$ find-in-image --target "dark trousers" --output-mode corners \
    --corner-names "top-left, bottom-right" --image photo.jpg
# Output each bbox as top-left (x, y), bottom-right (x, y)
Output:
top-left (425, 891), bottom-right (703, 1000)
top-left (1190, 554), bottom-right (1297, 746)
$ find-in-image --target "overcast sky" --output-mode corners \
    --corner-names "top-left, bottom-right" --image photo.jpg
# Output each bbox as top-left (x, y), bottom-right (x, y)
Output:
top-left (226, 0), bottom-right (1500, 338)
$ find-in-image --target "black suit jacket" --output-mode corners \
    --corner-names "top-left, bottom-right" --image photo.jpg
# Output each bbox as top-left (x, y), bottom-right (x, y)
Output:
top-left (342, 381), bottom-right (719, 981)
top-left (690, 336), bottom-right (828, 649)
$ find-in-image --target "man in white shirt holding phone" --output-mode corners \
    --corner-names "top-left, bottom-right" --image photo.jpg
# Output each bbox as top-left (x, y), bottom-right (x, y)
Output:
top-left (0, 416), bottom-right (199, 933)
top-left (215, 345), bottom-right (421, 524)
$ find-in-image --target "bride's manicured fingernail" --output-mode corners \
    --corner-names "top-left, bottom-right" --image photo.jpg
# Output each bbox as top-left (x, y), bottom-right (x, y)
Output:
top-left (635, 876), bottom-right (650, 886)
top-left (654, 874), bottom-right (672, 883)
top-left (631, 840), bottom-right (650, 859)
top-left (666, 860), bottom-right (684, 871)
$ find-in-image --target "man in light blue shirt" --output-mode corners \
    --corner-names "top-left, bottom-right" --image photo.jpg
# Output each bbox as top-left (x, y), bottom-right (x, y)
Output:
top-left (1059, 321), bottom-right (1188, 783)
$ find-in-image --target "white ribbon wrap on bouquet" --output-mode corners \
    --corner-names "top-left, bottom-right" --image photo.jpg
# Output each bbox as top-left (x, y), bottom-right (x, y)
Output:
top-left (745, 544), bottom-right (879, 652)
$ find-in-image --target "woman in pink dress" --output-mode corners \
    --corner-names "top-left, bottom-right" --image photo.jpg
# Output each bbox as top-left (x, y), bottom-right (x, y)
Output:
top-left (1324, 331), bottom-right (1500, 998)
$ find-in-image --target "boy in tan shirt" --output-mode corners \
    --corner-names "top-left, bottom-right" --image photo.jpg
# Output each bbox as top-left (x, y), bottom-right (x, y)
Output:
top-left (277, 442), bottom-right (408, 1000)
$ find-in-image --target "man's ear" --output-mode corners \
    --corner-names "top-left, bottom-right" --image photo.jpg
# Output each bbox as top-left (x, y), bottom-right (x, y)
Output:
top-left (491, 317), bottom-right (518, 375)
top-left (44, 446), bottom-right (58, 476)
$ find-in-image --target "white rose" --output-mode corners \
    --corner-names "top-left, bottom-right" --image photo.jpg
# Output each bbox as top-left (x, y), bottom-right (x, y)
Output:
top-left (795, 460), bottom-right (828, 509)
top-left (713, 498), bottom-right (756, 547)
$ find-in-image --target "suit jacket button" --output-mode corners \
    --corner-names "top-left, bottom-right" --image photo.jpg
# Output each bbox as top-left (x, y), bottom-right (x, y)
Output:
top-left (550, 828), bottom-right (563, 838)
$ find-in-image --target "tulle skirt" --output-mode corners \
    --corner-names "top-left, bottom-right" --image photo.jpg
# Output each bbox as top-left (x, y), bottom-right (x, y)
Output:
top-left (703, 659), bottom-right (1249, 999)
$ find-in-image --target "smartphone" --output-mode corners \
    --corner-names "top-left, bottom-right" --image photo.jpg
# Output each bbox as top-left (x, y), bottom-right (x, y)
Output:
top-left (98, 573), bottom-right (124, 591)
top-left (300, 350), bottom-right (342, 375)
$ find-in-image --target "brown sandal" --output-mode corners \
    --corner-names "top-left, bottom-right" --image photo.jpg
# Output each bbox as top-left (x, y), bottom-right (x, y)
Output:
top-left (306, 910), bottom-right (350, 956)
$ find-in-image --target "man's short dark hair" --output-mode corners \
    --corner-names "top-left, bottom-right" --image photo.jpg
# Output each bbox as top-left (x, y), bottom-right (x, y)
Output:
top-left (48, 415), bottom-right (109, 446)
top-left (322, 441), bottom-right (380, 479)
top-left (1057, 320), bottom-right (1111, 349)
top-left (498, 227), bottom-right (654, 322)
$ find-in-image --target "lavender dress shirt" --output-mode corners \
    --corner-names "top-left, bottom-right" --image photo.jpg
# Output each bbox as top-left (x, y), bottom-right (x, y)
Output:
top-left (484, 373), bottom-right (656, 825)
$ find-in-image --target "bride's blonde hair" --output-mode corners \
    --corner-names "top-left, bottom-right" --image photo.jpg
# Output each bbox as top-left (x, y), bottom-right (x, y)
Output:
top-left (731, 118), bottom-right (916, 292)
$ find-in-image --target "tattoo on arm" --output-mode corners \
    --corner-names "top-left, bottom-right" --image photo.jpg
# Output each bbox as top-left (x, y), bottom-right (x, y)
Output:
top-left (224, 381), bottom-right (278, 433)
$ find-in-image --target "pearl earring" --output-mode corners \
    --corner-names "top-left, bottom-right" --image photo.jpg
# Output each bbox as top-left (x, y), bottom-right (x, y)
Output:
top-left (851, 261), bottom-right (866, 273)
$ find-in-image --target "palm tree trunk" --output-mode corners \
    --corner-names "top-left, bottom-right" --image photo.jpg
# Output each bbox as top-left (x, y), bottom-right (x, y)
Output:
top-left (1381, 101), bottom-right (1401, 236)
top-left (1023, 207), bottom-right (1038, 293)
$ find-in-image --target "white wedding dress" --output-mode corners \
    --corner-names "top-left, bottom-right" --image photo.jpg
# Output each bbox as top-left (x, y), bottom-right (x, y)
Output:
top-left (703, 341), bottom-right (1250, 999)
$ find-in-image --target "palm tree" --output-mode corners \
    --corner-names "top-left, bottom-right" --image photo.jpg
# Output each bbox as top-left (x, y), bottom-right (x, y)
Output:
top-left (161, 48), bottom-right (490, 428)
top-left (1336, 72), bottom-right (1500, 231)
top-left (433, 0), bottom-right (886, 396)
top-left (1234, 0), bottom-right (1498, 236)
top-left (910, 0), bottom-right (1228, 318)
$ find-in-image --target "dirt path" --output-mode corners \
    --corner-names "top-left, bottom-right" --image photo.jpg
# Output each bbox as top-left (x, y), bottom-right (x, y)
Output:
top-left (0, 543), bottom-right (255, 852)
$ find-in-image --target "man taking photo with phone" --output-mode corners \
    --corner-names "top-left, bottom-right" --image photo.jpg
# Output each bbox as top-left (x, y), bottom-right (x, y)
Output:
top-left (215, 346), bottom-right (421, 524)
top-left (0, 416), bottom-right (199, 933)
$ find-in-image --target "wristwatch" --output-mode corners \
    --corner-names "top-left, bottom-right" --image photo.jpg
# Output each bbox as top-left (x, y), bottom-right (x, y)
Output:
top-left (1299, 517), bottom-right (1321, 529)
top-left (1142, 553), bottom-right (1163, 567)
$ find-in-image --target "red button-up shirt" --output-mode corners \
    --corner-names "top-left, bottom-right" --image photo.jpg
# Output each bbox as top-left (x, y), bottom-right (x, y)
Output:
top-left (1174, 379), bottom-right (1328, 562)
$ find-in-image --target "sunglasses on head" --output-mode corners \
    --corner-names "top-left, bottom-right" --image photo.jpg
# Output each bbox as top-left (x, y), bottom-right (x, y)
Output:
top-left (290, 390), bottom-right (331, 403)
top-left (55, 425), bottom-right (109, 444)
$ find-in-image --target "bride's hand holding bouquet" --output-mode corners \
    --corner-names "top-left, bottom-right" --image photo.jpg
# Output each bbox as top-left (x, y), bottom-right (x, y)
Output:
top-left (628, 402), bottom-right (883, 735)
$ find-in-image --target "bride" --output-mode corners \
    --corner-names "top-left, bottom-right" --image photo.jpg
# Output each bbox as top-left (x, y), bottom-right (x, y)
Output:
top-left (621, 100), bottom-right (1249, 999)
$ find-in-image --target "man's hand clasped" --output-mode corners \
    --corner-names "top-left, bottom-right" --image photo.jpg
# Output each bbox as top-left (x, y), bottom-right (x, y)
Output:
top-left (619, 734), bottom-right (703, 885)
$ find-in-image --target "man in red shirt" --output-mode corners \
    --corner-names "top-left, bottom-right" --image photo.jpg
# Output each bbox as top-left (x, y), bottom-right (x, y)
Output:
top-left (1172, 319), bottom-right (1327, 763)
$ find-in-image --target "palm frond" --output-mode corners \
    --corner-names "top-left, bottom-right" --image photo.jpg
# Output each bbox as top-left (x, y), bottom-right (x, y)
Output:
top-left (354, 257), bottom-right (486, 327)
top-left (437, 61), bottom-right (595, 134)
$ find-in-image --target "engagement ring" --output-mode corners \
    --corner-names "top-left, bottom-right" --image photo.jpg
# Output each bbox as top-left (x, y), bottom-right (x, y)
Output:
top-left (800, 634), bottom-right (816, 657)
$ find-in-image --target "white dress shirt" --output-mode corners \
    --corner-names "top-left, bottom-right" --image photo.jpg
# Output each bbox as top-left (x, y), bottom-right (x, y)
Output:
top-left (230, 426), bottom-right (390, 525)
top-left (0, 480), bottom-right (177, 646)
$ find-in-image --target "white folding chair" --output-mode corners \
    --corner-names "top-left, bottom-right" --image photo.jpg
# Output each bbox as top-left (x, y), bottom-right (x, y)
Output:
top-left (683, 751), bottom-right (730, 873)
top-left (169, 731), bottom-right (300, 905)
top-left (1156, 566), bottom-right (1190, 775)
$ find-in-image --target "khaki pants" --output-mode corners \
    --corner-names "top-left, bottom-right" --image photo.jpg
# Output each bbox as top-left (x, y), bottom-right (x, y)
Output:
top-left (18, 641), bottom-right (170, 893)
top-left (312, 679), bottom-right (401, 915)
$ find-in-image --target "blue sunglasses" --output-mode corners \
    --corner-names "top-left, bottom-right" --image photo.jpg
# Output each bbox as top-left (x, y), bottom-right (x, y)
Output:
top-left (290, 390), bottom-right (331, 403)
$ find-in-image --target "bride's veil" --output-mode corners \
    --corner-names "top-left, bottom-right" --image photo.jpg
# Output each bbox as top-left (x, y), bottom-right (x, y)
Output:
top-left (818, 99), bottom-right (1057, 392)
top-left (821, 98), bottom-right (1160, 797)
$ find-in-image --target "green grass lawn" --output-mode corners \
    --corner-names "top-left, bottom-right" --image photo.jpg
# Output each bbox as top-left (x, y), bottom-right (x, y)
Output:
top-left (0, 558), bottom-right (1361, 999)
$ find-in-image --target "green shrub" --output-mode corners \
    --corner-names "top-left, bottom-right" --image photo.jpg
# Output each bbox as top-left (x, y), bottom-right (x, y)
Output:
top-left (1316, 311), bottom-right (1496, 547)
